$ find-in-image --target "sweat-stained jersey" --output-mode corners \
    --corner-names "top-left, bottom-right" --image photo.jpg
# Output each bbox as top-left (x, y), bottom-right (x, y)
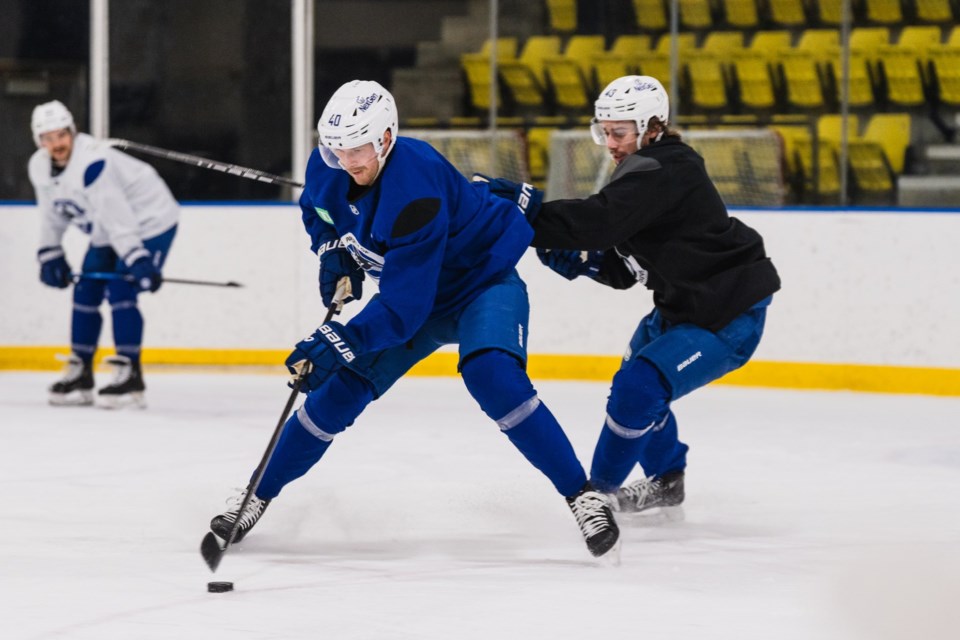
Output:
top-left (28, 133), bottom-right (180, 265)
top-left (298, 136), bottom-right (533, 356)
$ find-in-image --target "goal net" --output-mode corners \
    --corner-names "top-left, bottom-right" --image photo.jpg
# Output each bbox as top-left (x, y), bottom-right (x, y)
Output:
top-left (405, 129), bottom-right (529, 183)
top-left (545, 128), bottom-right (786, 206)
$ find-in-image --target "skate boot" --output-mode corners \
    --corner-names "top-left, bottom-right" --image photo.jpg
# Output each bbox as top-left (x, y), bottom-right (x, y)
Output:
top-left (567, 483), bottom-right (620, 558)
top-left (96, 355), bottom-right (146, 409)
top-left (48, 354), bottom-right (94, 406)
top-left (614, 470), bottom-right (685, 513)
top-left (210, 489), bottom-right (271, 543)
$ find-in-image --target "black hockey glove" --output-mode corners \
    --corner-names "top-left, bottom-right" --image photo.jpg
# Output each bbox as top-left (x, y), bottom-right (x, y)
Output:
top-left (285, 321), bottom-right (357, 392)
top-left (38, 246), bottom-right (71, 289)
top-left (536, 248), bottom-right (603, 280)
top-left (472, 173), bottom-right (543, 224)
top-left (318, 240), bottom-right (363, 308)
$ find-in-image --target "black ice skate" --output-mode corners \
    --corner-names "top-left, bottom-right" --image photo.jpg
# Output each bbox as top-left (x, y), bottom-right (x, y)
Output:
top-left (210, 489), bottom-right (271, 543)
top-left (614, 470), bottom-right (685, 513)
top-left (96, 355), bottom-right (146, 409)
top-left (567, 483), bottom-right (620, 558)
top-left (48, 354), bottom-right (94, 406)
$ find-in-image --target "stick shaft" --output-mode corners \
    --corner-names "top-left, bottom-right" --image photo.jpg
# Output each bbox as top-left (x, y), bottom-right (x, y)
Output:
top-left (201, 282), bottom-right (347, 571)
top-left (106, 138), bottom-right (304, 188)
top-left (74, 272), bottom-right (242, 288)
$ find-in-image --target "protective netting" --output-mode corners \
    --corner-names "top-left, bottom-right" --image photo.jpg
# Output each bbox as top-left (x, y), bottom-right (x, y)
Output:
top-left (545, 129), bottom-right (786, 206)
top-left (404, 129), bottom-right (529, 183)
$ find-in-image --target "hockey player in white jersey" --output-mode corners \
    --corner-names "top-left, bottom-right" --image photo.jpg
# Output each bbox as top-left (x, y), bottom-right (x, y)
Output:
top-left (27, 100), bottom-right (180, 408)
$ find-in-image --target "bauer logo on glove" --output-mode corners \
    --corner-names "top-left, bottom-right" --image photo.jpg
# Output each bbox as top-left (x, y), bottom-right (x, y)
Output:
top-left (318, 324), bottom-right (355, 363)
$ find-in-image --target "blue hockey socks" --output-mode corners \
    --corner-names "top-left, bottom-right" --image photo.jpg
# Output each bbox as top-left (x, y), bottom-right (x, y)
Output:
top-left (462, 349), bottom-right (586, 497)
top-left (107, 281), bottom-right (143, 362)
top-left (256, 368), bottom-right (374, 499)
top-left (71, 277), bottom-right (105, 363)
top-left (590, 357), bottom-right (686, 492)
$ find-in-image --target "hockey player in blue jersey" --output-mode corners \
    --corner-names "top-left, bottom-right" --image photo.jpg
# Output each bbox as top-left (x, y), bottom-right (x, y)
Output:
top-left (209, 80), bottom-right (619, 558)
top-left (28, 100), bottom-right (179, 409)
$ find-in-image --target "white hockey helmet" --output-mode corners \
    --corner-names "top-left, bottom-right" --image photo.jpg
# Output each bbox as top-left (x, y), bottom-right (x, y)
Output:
top-left (31, 100), bottom-right (76, 147)
top-left (590, 75), bottom-right (669, 145)
top-left (317, 80), bottom-right (398, 172)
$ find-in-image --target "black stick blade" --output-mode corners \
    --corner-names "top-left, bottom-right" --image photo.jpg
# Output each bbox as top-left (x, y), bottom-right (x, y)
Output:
top-left (201, 532), bottom-right (225, 572)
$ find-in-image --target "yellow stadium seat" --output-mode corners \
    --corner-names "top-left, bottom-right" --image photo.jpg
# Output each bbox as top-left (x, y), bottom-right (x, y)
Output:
top-left (823, 28), bottom-right (889, 109)
top-left (914, 0), bottom-right (955, 23)
top-left (863, 0), bottom-right (905, 24)
top-left (809, 0), bottom-right (844, 25)
top-left (702, 31), bottom-right (745, 51)
top-left (683, 50), bottom-right (730, 111)
top-left (718, 0), bottom-right (760, 29)
top-left (526, 127), bottom-right (553, 187)
top-left (846, 140), bottom-right (896, 198)
top-left (479, 38), bottom-right (518, 60)
top-left (817, 114), bottom-right (860, 148)
top-left (655, 32), bottom-right (698, 54)
top-left (498, 36), bottom-right (561, 110)
top-left (460, 54), bottom-right (499, 111)
top-left (634, 34), bottom-right (696, 97)
top-left (750, 30), bottom-right (793, 52)
top-left (610, 35), bottom-right (653, 58)
top-left (545, 0), bottom-right (577, 34)
top-left (679, 0), bottom-right (713, 30)
top-left (632, 0), bottom-right (669, 32)
top-left (777, 32), bottom-right (839, 111)
top-left (876, 27), bottom-right (941, 108)
top-left (790, 127), bottom-right (842, 199)
top-left (544, 36), bottom-right (606, 111)
top-left (767, 0), bottom-right (808, 28)
top-left (863, 112), bottom-right (911, 173)
top-left (928, 46), bottom-right (960, 106)
top-left (948, 26), bottom-right (960, 46)
top-left (730, 49), bottom-right (779, 111)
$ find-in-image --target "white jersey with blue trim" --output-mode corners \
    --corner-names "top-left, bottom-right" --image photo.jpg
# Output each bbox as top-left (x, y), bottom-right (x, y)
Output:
top-left (27, 133), bottom-right (180, 264)
top-left (299, 136), bottom-right (533, 356)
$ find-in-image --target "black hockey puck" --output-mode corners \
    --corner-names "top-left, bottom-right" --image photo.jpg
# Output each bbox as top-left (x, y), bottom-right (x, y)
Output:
top-left (207, 581), bottom-right (234, 593)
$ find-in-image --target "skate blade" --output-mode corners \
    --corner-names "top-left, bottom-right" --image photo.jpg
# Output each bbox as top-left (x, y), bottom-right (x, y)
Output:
top-left (49, 390), bottom-right (94, 407)
top-left (97, 392), bottom-right (147, 410)
top-left (622, 504), bottom-right (685, 525)
top-left (595, 537), bottom-right (622, 567)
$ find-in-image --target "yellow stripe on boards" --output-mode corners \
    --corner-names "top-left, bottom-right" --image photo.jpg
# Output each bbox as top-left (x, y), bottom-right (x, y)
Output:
top-left (2, 346), bottom-right (958, 397)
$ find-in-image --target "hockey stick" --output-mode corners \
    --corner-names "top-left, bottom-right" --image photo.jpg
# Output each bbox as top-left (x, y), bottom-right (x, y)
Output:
top-left (105, 138), bottom-right (305, 189)
top-left (200, 280), bottom-right (349, 572)
top-left (73, 272), bottom-right (243, 288)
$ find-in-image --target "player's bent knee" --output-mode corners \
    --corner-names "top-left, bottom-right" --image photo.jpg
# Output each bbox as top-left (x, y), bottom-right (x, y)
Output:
top-left (606, 357), bottom-right (672, 432)
top-left (73, 279), bottom-right (106, 307)
top-left (461, 348), bottom-right (535, 422)
top-left (301, 367), bottom-right (375, 437)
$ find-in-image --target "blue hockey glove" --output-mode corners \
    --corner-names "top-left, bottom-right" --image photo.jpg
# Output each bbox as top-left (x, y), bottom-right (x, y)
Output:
top-left (129, 254), bottom-right (162, 292)
top-left (318, 240), bottom-right (363, 308)
top-left (285, 321), bottom-right (357, 392)
top-left (38, 246), bottom-right (72, 289)
top-left (472, 173), bottom-right (543, 224)
top-left (536, 248), bottom-right (603, 280)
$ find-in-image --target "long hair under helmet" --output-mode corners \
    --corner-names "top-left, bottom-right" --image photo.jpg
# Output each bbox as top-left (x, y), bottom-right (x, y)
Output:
top-left (316, 80), bottom-right (398, 176)
top-left (31, 100), bottom-right (76, 147)
top-left (590, 76), bottom-right (669, 145)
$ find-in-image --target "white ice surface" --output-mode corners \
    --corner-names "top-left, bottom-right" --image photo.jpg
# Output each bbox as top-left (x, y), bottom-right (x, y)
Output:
top-left (2, 371), bottom-right (959, 640)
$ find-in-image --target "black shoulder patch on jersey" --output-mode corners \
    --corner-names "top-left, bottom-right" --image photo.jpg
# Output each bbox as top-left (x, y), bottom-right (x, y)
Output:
top-left (84, 160), bottom-right (106, 187)
top-left (391, 197), bottom-right (441, 238)
top-left (610, 154), bottom-right (660, 183)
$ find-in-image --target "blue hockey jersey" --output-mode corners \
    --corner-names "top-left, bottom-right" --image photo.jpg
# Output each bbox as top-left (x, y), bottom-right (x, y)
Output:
top-left (298, 136), bottom-right (533, 356)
